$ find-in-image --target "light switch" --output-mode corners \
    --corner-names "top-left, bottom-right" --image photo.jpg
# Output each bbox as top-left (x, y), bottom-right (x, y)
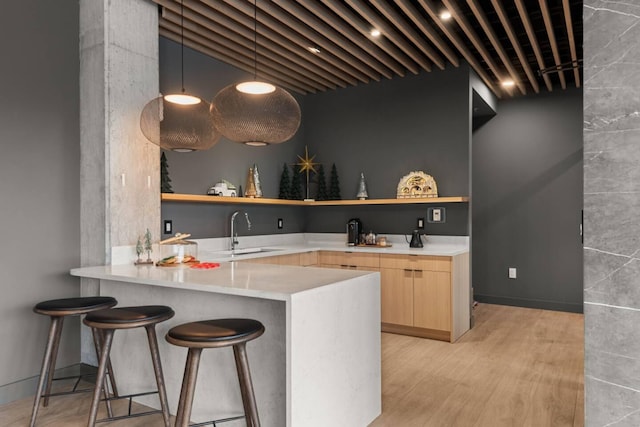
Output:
top-left (508, 268), bottom-right (517, 279)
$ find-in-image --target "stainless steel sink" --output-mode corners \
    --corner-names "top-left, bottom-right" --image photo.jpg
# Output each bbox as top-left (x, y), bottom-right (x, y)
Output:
top-left (201, 247), bottom-right (284, 258)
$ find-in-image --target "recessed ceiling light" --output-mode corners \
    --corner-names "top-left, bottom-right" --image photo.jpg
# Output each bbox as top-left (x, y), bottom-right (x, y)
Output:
top-left (501, 79), bottom-right (515, 88)
top-left (308, 46), bottom-right (321, 54)
top-left (370, 28), bottom-right (381, 37)
top-left (440, 10), bottom-right (452, 20)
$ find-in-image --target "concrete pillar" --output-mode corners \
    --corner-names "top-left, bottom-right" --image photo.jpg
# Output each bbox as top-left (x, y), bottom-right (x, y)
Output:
top-left (79, 0), bottom-right (159, 363)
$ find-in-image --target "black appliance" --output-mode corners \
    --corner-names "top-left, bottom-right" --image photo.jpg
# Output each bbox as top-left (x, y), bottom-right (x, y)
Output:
top-left (409, 230), bottom-right (424, 248)
top-left (347, 218), bottom-right (362, 246)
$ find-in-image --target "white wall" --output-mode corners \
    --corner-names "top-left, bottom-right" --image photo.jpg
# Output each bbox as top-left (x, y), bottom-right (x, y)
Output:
top-left (0, 0), bottom-right (81, 402)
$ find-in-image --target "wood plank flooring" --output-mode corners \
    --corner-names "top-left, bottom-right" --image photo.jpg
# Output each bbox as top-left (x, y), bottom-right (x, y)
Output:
top-left (0, 303), bottom-right (583, 427)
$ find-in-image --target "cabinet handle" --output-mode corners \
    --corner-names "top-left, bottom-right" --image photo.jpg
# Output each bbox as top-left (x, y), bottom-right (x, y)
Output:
top-left (404, 269), bottom-right (412, 272)
top-left (345, 251), bottom-right (353, 254)
top-left (340, 264), bottom-right (349, 268)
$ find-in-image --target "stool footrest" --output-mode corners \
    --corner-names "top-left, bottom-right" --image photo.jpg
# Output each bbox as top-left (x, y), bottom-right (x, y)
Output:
top-left (42, 372), bottom-right (105, 397)
top-left (96, 390), bottom-right (162, 423)
top-left (190, 414), bottom-right (246, 427)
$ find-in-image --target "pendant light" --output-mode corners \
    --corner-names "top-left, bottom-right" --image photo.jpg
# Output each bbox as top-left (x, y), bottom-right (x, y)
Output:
top-left (210, 0), bottom-right (301, 146)
top-left (140, 0), bottom-right (220, 152)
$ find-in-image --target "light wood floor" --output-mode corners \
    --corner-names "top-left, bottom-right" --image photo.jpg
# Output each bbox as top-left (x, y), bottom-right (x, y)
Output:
top-left (0, 303), bottom-right (583, 427)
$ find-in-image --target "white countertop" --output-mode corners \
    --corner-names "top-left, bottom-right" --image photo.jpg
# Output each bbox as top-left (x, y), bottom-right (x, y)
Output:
top-left (195, 234), bottom-right (468, 263)
top-left (71, 263), bottom-right (374, 302)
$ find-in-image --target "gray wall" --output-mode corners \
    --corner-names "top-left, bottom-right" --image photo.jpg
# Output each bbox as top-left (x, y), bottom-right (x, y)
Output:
top-left (584, 2), bottom-right (640, 425)
top-left (161, 41), bottom-right (472, 238)
top-left (472, 88), bottom-right (583, 313)
top-left (0, 0), bottom-right (81, 401)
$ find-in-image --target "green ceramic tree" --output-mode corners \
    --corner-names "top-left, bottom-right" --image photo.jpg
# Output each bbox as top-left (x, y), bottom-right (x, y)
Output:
top-left (278, 163), bottom-right (291, 199)
top-left (315, 164), bottom-right (328, 201)
top-left (328, 163), bottom-right (341, 200)
top-left (160, 152), bottom-right (173, 193)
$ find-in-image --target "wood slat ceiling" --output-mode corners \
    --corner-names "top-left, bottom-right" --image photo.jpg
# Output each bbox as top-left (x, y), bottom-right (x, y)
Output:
top-left (154, 0), bottom-right (582, 97)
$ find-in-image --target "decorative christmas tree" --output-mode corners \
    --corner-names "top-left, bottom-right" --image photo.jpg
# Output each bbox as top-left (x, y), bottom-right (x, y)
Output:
top-left (315, 164), bottom-right (328, 201)
top-left (160, 152), bottom-right (173, 193)
top-left (278, 163), bottom-right (291, 199)
top-left (329, 163), bottom-right (341, 200)
top-left (356, 172), bottom-right (369, 199)
top-left (245, 167), bottom-right (257, 198)
top-left (253, 164), bottom-right (263, 198)
top-left (144, 229), bottom-right (153, 262)
top-left (290, 165), bottom-right (303, 200)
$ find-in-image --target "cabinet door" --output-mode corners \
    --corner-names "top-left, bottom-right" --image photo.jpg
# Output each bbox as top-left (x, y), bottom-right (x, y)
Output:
top-left (276, 253), bottom-right (301, 266)
top-left (380, 268), bottom-right (413, 326)
top-left (413, 271), bottom-right (451, 331)
top-left (300, 251), bottom-right (318, 266)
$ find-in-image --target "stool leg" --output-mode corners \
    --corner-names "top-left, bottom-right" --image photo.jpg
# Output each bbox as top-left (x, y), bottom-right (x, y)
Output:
top-left (176, 348), bottom-right (202, 427)
top-left (90, 328), bottom-right (114, 419)
top-left (87, 329), bottom-right (114, 427)
top-left (29, 316), bottom-right (63, 427)
top-left (43, 316), bottom-right (64, 407)
top-left (233, 343), bottom-right (261, 427)
top-left (145, 324), bottom-right (171, 427)
top-left (92, 328), bottom-right (119, 397)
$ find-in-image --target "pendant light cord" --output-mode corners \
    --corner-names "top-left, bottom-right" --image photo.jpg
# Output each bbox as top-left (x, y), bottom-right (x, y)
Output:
top-left (180, 0), bottom-right (185, 94)
top-left (253, 0), bottom-right (258, 80)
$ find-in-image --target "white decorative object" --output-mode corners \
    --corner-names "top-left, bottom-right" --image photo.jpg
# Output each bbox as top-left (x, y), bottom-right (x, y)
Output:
top-left (253, 163), bottom-right (263, 197)
top-left (207, 180), bottom-right (237, 196)
top-left (356, 172), bottom-right (369, 200)
top-left (396, 171), bottom-right (438, 198)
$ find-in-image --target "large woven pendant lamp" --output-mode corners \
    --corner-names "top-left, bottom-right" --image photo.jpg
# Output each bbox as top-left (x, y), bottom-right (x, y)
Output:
top-left (140, 0), bottom-right (220, 152)
top-left (210, 0), bottom-right (301, 146)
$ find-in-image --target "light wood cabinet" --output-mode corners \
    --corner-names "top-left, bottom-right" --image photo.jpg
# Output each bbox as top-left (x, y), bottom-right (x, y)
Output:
top-left (380, 268), bottom-right (413, 326)
top-left (379, 253), bottom-right (468, 343)
top-left (299, 251), bottom-right (318, 266)
top-left (318, 251), bottom-right (379, 271)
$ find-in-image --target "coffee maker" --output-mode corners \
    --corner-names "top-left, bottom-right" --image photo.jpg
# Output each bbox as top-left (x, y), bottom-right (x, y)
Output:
top-left (347, 218), bottom-right (362, 246)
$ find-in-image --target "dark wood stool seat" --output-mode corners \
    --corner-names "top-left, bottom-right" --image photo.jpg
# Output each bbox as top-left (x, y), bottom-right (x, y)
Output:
top-left (83, 306), bottom-right (175, 427)
top-left (30, 296), bottom-right (118, 427)
top-left (166, 318), bottom-right (265, 427)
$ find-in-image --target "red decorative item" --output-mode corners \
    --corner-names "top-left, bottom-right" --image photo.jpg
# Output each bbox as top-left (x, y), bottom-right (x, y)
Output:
top-left (190, 262), bottom-right (220, 270)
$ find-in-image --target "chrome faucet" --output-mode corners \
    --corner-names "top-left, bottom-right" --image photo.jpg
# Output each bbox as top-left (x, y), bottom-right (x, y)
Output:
top-left (230, 210), bottom-right (251, 252)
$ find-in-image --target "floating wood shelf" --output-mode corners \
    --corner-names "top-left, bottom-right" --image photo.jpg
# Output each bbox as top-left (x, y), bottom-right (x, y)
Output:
top-left (161, 193), bottom-right (469, 206)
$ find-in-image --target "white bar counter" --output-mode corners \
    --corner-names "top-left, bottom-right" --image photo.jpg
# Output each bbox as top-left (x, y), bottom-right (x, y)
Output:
top-left (71, 262), bottom-right (381, 427)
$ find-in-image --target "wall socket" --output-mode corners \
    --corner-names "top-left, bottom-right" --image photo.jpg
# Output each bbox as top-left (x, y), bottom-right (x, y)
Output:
top-left (277, 218), bottom-right (284, 229)
top-left (427, 207), bottom-right (446, 223)
top-left (163, 220), bottom-right (172, 235)
top-left (417, 217), bottom-right (425, 229)
top-left (508, 268), bottom-right (517, 279)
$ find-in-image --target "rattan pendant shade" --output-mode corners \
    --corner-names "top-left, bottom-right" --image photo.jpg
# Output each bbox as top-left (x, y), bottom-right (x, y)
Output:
top-left (210, 85), bottom-right (301, 146)
top-left (140, 96), bottom-right (220, 152)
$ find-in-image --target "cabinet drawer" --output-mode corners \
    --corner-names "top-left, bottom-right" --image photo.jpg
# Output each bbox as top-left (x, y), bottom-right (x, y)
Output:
top-left (318, 251), bottom-right (380, 268)
top-left (379, 254), bottom-right (451, 272)
top-left (299, 251), bottom-right (318, 266)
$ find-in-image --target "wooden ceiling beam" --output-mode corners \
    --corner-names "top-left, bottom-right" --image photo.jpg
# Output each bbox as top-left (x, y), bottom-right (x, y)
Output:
top-left (562, 0), bottom-right (580, 88)
top-left (158, 0), bottom-right (351, 88)
top-left (418, 0), bottom-right (501, 97)
top-left (270, 0), bottom-right (390, 81)
top-left (491, 0), bottom-right (539, 93)
top-left (317, 0), bottom-right (416, 76)
top-left (394, 0), bottom-right (460, 68)
top-left (210, 0), bottom-right (361, 86)
top-left (539, 0), bottom-right (567, 89)
top-left (514, 0), bottom-right (552, 92)
top-left (161, 10), bottom-right (329, 93)
top-left (466, 0), bottom-right (525, 95)
top-left (442, 0), bottom-right (511, 93)
top-left (370, 0), bottom-right (446, 70)
top-left (300, 0), bottom-right (407, 77)
top-left (346, 0), bottom-right (432, 73)
top-left (159, 28), bottom-right (308, 94)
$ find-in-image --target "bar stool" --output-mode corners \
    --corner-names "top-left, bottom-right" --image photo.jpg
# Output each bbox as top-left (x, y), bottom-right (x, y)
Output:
top-left (30, 296), bottom-right (118, 427)
top-left (166, 318), bottom-right (265, 427)
top-left (83, 305), bottom-right (175, 427)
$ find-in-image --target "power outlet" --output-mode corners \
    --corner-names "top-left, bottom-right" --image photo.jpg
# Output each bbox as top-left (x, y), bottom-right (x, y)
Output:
top-left (508, 268), bottom-right (517, 279)
top-left (163, 220), bottom-right (172, 235)
top-left (277, 218), bottom-right (284, 229)
top-left (427, 207), bottom-right (446, 223)
top-left (417, 217), bottom-right (425, 229)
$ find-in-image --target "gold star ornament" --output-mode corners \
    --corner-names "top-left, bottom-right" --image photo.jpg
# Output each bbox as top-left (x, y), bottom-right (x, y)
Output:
top-left (296, 146), bottom-right (319, 174)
